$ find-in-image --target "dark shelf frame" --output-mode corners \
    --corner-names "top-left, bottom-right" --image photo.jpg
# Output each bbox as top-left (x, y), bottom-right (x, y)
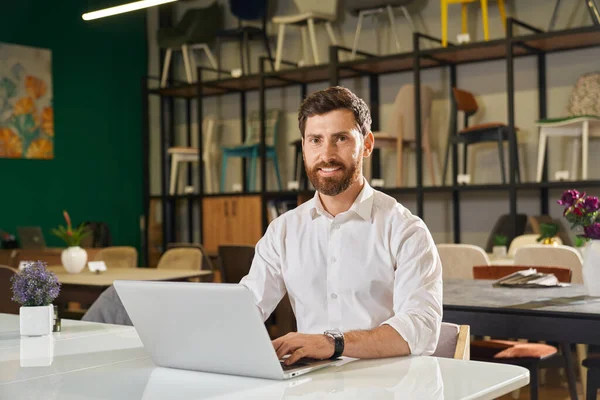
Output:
top-left (142, 20), bottom-right (600, 263)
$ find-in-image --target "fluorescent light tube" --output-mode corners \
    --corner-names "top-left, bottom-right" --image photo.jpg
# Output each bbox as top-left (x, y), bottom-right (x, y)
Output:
top-left (82, 0), bottom-right (177, 21)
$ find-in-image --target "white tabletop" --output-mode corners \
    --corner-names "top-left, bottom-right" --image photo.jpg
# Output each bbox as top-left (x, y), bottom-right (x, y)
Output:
top-left (0, 314), bottom-right (529, 399)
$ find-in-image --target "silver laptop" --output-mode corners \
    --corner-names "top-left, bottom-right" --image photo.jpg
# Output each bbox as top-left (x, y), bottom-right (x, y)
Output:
top-left (113, 280), bottom-right (339, 380)
top-left (17, 226), bottom-right (46, 249)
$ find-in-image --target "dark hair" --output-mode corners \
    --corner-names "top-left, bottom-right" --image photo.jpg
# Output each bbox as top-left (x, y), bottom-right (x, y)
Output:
top-left (298, 86), bottom-right (372, 138)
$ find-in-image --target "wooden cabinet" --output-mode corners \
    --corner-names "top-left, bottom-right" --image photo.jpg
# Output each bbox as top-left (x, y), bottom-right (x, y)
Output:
top-left (202, 195), bottom-right (262, 253)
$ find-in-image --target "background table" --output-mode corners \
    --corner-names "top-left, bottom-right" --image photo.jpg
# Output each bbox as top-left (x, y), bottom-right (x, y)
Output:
top-left (0, 314), bottom-right (528, 399)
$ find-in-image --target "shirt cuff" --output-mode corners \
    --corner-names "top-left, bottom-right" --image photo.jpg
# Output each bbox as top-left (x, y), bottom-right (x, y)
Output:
top-left (381, 312), bottom-right (435, 356)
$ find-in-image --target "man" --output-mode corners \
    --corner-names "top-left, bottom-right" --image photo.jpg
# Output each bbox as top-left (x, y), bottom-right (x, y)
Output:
top-left (240, 86), bottom-right (442, 365)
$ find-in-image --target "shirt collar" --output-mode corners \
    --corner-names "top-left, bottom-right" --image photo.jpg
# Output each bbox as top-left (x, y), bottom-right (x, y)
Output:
top-left (309, 181), bottom-right (374, 221)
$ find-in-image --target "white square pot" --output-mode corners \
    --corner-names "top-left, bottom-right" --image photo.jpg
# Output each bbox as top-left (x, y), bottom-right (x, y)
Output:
top-left (19, 305), bottom-right (54, 336)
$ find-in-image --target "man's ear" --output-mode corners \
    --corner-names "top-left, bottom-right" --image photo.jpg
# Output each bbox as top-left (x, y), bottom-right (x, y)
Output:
top-left (363, 132), bottom-right (374, 158)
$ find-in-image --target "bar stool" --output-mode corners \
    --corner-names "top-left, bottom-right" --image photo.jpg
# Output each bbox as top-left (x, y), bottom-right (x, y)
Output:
top-left (441, 0), bottom-right (507, 47)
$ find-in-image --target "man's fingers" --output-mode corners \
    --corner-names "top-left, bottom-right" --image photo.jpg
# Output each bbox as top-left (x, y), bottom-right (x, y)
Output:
top-left (272, 333), bottom-right (296, 351)
top-left (285, 347), bottom-right (306, 365)
top-left (276, 340), bottom-right (301, 359)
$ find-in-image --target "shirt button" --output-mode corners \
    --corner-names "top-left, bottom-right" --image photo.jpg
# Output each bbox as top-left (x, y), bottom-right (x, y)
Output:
top-left (331, 257), bottom-right (336, 263)
top-left (332, 224), bottom-right (338, 230)
top-left (331, 293), bottom-right (338, 299)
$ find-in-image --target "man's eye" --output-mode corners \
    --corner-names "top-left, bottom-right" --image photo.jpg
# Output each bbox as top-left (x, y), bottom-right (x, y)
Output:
top-left (310, 138), bottom-right (320, 144)
top-left (338, 136), bottom-right (347, 142)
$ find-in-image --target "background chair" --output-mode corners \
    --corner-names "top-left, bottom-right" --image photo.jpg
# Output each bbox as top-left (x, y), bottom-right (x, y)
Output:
top-left (215, 0), bottom-right (274, 76)
top-left (582, 355), bottom-right (600, 400)
top-left (507, 234), bottom-right (563, 258)
top-left (365, 84), bottom-right (438, 187)
top-left (432, 322), bottom-right (470, 360)
top-left (548, 0), bottom-right (600, 31)
top-left (535, 72), bottom-right (600, 182)
top-left (156, 247), bottom-right (203, 271)
top-left (93, 246), bottom-right (138, 269)
top-left (484, 213), bottom-right (528, 253)
top-left (81, 286), bottom-right (132, 326)
top-left (442, 88), bottom-right (521, 185)
top-left (218, 245), bottom-right (255, 284)
top-left (0, 265), bottom-right (19, 314)
top-left (345, 0), bottom-right (417, 59)
top-left (514, 244), bottom-right (583, 284)
top-left (272, 0), bottom-right (339, 70)
top-left (169, 117), bottom-right (218, 195)
top-left (525, 215), bottom-right (573, 247)
top-left (220, 109), bottom-right (282, 192)
top-left (437, 244), bottom-right (490, 279)
top-left (157, 3), bottom-right (223, 87)
top-left (441, 0), bottom-right (507, 47)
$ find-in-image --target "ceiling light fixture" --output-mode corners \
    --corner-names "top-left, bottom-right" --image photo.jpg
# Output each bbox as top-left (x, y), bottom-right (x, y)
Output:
top-left (82, 0), bottom-right (176, 21)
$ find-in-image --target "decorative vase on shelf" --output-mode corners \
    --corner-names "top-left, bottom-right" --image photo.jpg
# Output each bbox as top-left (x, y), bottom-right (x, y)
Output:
top-left (61, 246), bottom-right (87, 274)
top-left (19, 304), bottom-right (54, 336)
top-left (583, 240), bottom-right (600, 297)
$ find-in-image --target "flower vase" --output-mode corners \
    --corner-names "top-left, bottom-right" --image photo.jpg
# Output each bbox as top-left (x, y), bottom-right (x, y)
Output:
top-left (20, 304), bottom-right (54, 336)
top-left (61, 246), bottom-right (87, 274)
top-left (583, 240), bottom-right (600, 296)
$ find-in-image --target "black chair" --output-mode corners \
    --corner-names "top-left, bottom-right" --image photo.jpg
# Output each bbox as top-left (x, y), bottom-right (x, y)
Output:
top-left (442, 87), bottom-right (521, 185)
top-left (583, 355), bottom-right (600, 400)
top-left (215, 0), bottom-right (274, 77)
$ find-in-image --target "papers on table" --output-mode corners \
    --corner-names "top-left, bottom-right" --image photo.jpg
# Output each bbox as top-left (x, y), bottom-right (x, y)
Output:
top-left (493, 268), bottom-right (569, 288)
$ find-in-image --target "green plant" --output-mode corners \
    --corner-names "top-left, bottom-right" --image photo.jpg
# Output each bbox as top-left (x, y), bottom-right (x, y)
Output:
top-left (494, 234), bottom-right (508, 247)
top-left (51, 210), bottom-right (90, 247)
top-left (536, 223), bottom-right (559, 242)
top-left (574, 236), bottom-right (587, 247)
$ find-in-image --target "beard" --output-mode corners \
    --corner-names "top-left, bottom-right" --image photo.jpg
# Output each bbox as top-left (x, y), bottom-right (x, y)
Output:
top-left (305, 152), bottom-right (362, 196)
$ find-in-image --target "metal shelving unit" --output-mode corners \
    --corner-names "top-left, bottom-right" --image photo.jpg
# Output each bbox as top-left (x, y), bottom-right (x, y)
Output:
top-left (142, 19), bottom-right (600, 264)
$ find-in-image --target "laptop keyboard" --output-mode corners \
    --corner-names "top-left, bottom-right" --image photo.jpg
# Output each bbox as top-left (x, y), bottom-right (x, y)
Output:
top-left (279, 358), bottom-right (319, 371)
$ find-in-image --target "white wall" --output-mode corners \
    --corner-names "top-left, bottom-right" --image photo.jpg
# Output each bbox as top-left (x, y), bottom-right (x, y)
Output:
top-left (146, 0), bottom-right (600, 246)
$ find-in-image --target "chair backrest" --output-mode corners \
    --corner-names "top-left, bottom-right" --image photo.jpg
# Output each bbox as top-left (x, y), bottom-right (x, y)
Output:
top-left (507, 234), bottom-right (563, 257)
top-left (484, 213), bottom-right (528, 253)
top-left (514, 244), bottom-right (583, 284)
top-left (294, 0), bottom-right (338, 18)
top-left (167, 242), bottom-right (215, 272)
top-left (156, 248), bottom-right (203, 271)
top-left (0, 265), bottom-right (19, 314)
top-left (93, 246), bottom-right (138, 269)
top-left (245, 109), bottom-right (280, 147)
top-left (177, 3), bottom-right (223, 45)
top-left (473, 265), bottom-right (572, 283)
top-left (437, 244), bottom-right (490, 280)
top-left (432, 322), bottom-right (470, 360)
top-left (82, 286), bottom-right (133, 326)
top-left (229, 0), bottom-right (267, 21)
top-left (218, 245), bottom-right (255, 283)
top-left (385, 84), bottom-right (434, 144)
top-left (567, 71), bottom-right (600, 117)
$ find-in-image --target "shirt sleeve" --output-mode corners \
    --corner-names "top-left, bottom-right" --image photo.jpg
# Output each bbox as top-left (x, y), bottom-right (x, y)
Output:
top-left (239, 219), bottom-right (287, 322)
top-left (381, 214), bottom-right (443, 356)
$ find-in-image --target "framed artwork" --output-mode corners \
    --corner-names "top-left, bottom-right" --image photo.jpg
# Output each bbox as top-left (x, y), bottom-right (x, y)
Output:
top-left (0, 42), bottom-right (53, 159)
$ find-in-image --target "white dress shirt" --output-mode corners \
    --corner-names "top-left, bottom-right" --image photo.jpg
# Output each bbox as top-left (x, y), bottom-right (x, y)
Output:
top-left (239, 182), bottom-right (443, 356)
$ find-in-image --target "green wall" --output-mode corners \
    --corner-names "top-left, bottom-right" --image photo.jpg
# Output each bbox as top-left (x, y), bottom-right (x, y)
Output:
top-left (0, 0), bottom-right (147, 251)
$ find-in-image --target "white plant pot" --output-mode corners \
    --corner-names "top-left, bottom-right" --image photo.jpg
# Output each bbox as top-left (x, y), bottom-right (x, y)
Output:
top-left (492, 245), bottom-right (507, 258)
top-left (61, 246), bottom-right (87, 274)
top-left (583, 240), bottom-right (600, 296)
top-left (20, 305), bottom-right (54, 336)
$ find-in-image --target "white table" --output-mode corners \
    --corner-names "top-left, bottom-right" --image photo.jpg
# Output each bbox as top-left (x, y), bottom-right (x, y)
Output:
top-left (0, 314), bottom-right (529, 399)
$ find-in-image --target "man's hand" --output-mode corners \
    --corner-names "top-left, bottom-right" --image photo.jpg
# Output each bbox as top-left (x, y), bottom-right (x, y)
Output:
top-left (272, 333), bottom-right (334, 365)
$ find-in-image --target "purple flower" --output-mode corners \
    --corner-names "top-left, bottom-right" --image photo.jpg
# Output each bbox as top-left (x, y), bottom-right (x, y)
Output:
top-left (584, 223), bottom-right (600, 240)
top-left (583, 196), bottom-right (600, 213)
top-left (558, 190), bottom-right (582, 207)
top-left (10, 261), bottom-right (60, 307)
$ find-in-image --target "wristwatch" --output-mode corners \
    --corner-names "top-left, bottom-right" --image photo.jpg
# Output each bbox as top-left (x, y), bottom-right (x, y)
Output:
top-left (324, 329), bottom-right (344, 359)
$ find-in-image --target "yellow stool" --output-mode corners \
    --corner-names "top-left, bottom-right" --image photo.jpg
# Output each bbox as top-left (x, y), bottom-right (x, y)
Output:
top-left (441, 0), bottom-right (507, 47)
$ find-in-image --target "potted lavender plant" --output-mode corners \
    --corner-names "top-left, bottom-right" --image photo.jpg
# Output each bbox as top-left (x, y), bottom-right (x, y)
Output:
top-left (558, 189), bottom-right (600, 295)
top-left (11, 261), bottom-right (60, 336)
